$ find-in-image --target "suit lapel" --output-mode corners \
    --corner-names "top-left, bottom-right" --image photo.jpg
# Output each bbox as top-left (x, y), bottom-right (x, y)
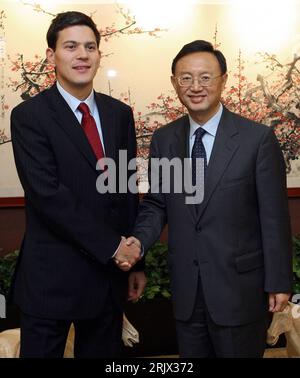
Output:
top-left (94, 92), bottom-right (117, 162)
top-left (46, 84), bottom-right (98, 170)
top-left (171, 116), bottom-right (198, 221)
top-left (196, 107), bottom-right (239, 224)
top-left (171, 115), bottom-right (190, 160)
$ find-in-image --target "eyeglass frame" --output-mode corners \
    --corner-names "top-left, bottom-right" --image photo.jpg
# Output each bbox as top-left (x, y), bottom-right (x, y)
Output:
top-left (174, 73), bottom-right (224, 88)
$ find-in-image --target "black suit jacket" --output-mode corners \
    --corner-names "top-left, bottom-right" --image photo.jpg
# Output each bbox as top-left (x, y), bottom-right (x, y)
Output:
top-left (133, 107), bottom-right (293, 325)
top-left (10, 84), bottom-right (139, 319)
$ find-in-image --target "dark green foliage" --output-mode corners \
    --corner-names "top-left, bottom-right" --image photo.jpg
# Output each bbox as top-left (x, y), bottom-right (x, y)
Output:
top-left (141, 242), bottom-right (171, 301)
top-left (0, 250), bottom-right (19, 296)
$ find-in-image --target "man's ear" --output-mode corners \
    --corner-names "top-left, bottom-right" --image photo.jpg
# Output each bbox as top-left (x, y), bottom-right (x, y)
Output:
top-left (46, 48), bottom-right (55, 65)
top-left (170, 75), bottom-right (177, 91)
top-left (221, 73), bottom-right (228, 91)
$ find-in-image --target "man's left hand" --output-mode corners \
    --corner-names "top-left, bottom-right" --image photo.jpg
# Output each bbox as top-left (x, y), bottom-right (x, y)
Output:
top-left (268, 293), bottom-right (290, 312)
top-left (128, 271), bottom-right (147, 301)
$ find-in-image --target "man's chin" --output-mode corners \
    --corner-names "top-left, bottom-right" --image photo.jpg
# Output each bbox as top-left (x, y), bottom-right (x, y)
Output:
top-left (187, 103), bottom-right (208, 113)
top-left (72, 79), bottom-right (94, 87)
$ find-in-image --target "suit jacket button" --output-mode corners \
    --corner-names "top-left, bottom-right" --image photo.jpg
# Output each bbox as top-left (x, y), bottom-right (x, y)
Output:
top-left (193, 260), bottom-right (199, 266)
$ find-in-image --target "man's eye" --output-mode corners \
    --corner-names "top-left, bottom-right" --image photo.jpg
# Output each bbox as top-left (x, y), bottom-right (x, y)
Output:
top-left (66, 44), bottom-right (76, 50)
top-left (201, 75), bottom-right (211, 82)
top-left (181, 76), bottom-right (192, 82)
top-left (87, 45), bottom-right (96, 51)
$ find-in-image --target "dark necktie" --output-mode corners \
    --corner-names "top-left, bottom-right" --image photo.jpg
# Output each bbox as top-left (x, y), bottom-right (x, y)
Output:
top-left (77, 102), bottom-right (104, 161)
top-left (191, 127), bottom-right (207, 186)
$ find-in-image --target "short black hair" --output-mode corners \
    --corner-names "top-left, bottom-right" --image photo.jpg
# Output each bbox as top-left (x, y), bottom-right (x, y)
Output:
top-left (46, 11), bottom-right (100, 50)
top-left (171, 40), bottom-right (227, 75)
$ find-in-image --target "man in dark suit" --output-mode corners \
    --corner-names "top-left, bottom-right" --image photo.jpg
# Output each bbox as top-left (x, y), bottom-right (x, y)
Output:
top-left (127, 40), bottom-right (293, 357)
top-left (10, 11), bottom-right (146, 358)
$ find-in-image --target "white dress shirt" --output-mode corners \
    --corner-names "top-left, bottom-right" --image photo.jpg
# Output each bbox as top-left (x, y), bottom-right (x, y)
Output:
top-left (189, 103), bottom-right (223, 162)
top-left (56, 81), bottom-right (105, 154)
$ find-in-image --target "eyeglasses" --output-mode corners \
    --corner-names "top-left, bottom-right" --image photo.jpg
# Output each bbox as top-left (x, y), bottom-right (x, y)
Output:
top-left (175, 74), bottom-right (223, 87)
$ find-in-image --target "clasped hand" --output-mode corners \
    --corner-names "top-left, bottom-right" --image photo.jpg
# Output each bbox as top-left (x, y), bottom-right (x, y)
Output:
top-left (114, 236), bottom-right (141, 271)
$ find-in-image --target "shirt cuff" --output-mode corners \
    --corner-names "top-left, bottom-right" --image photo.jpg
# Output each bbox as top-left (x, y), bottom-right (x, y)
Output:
top-left (112, 238), bottom-right (122, 258)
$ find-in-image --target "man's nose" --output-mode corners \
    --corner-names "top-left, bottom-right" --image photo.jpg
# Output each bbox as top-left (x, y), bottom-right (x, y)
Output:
top-left (77, 46), bottom-right (89, 59)
top-left (190, 78), bottom-right (203, 90)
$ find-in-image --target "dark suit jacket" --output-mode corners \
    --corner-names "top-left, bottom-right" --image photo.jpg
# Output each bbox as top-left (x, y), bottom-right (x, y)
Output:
top-left (133, 107), bottom-right (293, 326)
top-left (10, 83), bottom-right (139, 319)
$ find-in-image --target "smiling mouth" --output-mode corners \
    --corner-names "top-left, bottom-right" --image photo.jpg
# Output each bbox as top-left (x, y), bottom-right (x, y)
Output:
top-left (189, 94), bottom-right (207, 102)
top-left (73, 66), bottom-right (90, 72)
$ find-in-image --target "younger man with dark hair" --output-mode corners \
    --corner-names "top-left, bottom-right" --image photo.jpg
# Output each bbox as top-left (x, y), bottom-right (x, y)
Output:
top-left (10, 11), bottom-right (146, 358)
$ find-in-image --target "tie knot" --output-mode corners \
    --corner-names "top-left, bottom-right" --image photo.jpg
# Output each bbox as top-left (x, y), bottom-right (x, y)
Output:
top-left (194, 127), bottom-right (206, 140)
top-left (78, 102), bottom-right (90, 116)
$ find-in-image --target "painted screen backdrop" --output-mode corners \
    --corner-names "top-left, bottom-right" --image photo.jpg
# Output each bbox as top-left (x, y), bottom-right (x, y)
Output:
top-left (0, 0), bottom-right (299, 196)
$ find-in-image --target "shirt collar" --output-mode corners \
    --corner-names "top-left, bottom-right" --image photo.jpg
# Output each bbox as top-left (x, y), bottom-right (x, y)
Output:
top-left (56, 81), bottom-right (95, 114)
top-left (189, 103), bottom-right (223, 139)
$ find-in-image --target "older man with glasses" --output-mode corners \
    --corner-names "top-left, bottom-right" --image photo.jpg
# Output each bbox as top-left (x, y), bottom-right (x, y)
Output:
top-left (126, 40), bottom-right (293, 358)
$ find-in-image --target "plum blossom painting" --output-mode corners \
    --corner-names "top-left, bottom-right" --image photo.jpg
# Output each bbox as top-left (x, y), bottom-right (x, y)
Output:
top-left (0, 0), bottom-right (299, 198)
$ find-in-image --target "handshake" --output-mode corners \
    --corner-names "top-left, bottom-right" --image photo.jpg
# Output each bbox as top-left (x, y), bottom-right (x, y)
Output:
top-left (114, 236), bottom-right (142, 271)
